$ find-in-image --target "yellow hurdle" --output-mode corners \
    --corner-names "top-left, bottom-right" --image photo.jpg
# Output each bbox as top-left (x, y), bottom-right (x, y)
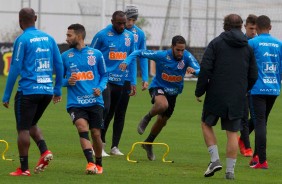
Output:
top-left (0, 140), bottom-right (14, 161)
top-left (127, 142), bottom-right (174, 163)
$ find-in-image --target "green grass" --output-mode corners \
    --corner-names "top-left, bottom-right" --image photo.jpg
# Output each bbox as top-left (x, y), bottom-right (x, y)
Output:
top-left (0, 76), bottom-right (281, 183)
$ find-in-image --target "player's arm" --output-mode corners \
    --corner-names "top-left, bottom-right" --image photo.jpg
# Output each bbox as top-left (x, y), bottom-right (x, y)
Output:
top-left (96, 51), bottom-right (108, 96)
top-left (139, 33), bottom-right (149, 90)
top-left (90, 32), bottom-right (102, 49)
top-left (52, 39), bottom-right (63, 98)
top-left (186, 51), bottom-right (200, 76)
top-left (195, 42), bottom-right (215, 99)
top-left (2, 38), bottom-right (24, 108)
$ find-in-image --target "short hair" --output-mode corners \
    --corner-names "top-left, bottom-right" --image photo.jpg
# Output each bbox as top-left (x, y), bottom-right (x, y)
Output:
top-left (256, 15), bottom-right (271, 30)
top-left (68, 23), bottom-right (86, 39)
top-left (223, 14), bottom-right (243, 31)
top-left (19, 8), bottom-right (36, 24)
top-left (246, 14), bottom-right (257, 25)
top-left (112, 11), bottom-right (126, 20)
top-left (172, 35), bottom-right (186, 46)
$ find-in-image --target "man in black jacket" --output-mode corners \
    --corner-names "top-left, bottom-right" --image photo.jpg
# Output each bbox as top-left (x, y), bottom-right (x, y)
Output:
top-left (195, 14), bottom-right (258, 180)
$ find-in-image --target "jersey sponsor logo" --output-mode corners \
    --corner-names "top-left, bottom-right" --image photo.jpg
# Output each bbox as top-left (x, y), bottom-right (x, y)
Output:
top-left (263, 77), bottom-right (278, 84)
top-left (166, 55), bottom-right (171, 60)
top-left (68, 52), bottom-right (74, 58)
top-left (125, 37), bottom-right (131, 47)
top-left (37, 75), bottom-right (52, 83)
top-left (263, 62), bottom-right (278, 73)
top-left (109, 51), bottom-right (127, 60)
top-left (134, 33), bottom-right (138, 43)
top-left (109, 73), bottom-right (122, 82)
top-left (36, 47), bottom-right (50, 53)
top-left (259, 88), bottom-right (280, 93)
top-left (87, 50), bottom-right (94, 55)
top-left (259, 42), bottom-right (279, 48)
top-left (30, 37), bottom-right (49, 43)
top-left (35, 58), bottom-right (51, 72)
top-left (107, 31), bottom-right (114, 36)
top-left (71, 71), bottom-right (94, 81)
top-left (177, 60), bottom-right (185, 69)
top-left (87, 55), bottom-right (96, 66)
top-left (263, 52), bottom-right (278, 57)
top-left (77, 94), bottom-right (96, 104)
top-left (162, 73), bottom-right (183, 82)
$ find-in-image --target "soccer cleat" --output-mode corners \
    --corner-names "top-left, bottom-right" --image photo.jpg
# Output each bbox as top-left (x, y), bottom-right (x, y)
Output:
top-left (85, 162), bottom-right (98, 174)
top-left (238, 136), bottom-right (246, 155)
top-left (249, 155), bottom-right (259, 166)
top-left (110, 146), bottom-right (124, 156)
top-left (141, 144), bottom-right (155, 161)
top-left (137, 115), bottom-right (151, 135)
top-left (225, 172), bottom-right (235, 180)
top-left (243, 148), bottom-right (253, 157)
top-left (250, 161), bottom-right (268, 169)
top-left (10, 168), bottom-right (31, 176)
top-left (204, 159), bottom-right (222, 177)
top-left (34, 150), bottom-right (53, 174)
top-left (96, 165), bottom-right (103, 174)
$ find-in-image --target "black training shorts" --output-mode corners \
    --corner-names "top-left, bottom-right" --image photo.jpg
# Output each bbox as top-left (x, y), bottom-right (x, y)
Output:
top-left (67, 105), bottom-right (104, 129)
top-left (14, 91), bottom-right (52, 130)
top-left (149, 88), bottom-right (177, 118)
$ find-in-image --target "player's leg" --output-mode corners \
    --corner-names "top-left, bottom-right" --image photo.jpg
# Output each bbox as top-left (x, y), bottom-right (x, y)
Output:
top-left (138, 88), bottom-right (168, 135)
top-left (29, 94), bottom-right (53, 174)
top-left (10, 92), bottom-right (38, 176)
top-left (89, 105), bottom-right (104, 174)
top-left (201, 112), bottom-right (222, 177)
top-left (111, 81), bottom-right (131, 155)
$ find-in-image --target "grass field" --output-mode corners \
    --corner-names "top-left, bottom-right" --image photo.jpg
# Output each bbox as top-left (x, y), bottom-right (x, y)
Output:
top-left (0, 76), bottom-right (281, 183)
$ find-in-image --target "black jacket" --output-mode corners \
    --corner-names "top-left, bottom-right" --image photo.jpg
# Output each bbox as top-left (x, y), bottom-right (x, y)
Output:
top-left (195, 29), bottom-right (258, 120)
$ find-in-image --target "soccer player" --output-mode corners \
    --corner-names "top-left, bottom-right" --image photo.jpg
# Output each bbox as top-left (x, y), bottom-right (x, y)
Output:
top-left (248, 15), bottom-right (282, 169)
top-left (195, 14), bottom-right (258, 180)
top-left (2, 8), bottom-right (63, 176)
top-left (238, 14), bottom-right (258, 157)
top-left (90, 11), bottom-right (135, 156)
top-left (106, 5), bottom-right (149, 155)
top-left (62, 24), bottom-right (107, 174)
top-left (119, 35), bottom-right (200, 161)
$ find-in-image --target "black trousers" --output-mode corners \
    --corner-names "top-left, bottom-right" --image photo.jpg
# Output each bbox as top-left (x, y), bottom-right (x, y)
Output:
top-left (240, 94), bottom-right (252, 148)
top-left (249, 95), bottom-right (277, 163)
top-left (101, 81), bottom-right (130, 148)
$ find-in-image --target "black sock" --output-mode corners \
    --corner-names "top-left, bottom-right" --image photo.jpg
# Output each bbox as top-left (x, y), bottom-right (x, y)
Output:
top-left (37, 140), bottom-right (48, 154)
top-left (83, 149), bottom-right (94, 163)
top-left (95, 157), bottom-right (102, 166)
top-left (145, 133), bottom-right (156, 143)
top-left (20, 156), bottom-right (28, 171)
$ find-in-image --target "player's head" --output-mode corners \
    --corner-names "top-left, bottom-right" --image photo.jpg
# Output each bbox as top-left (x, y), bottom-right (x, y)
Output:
top-left (171, 35), bottom-right (186, 61)
top-left (125, 5), bottom-right (138, 29)
top-left (244, 14), bottom-right (257, 39)
top-left (223, 14), bottom-right (243, 31)
top-left (66, 23), bottom-right (86, 48)
top-left (111, 11), bottom-right (126, 34)
top-left (256, 15), bottom-right (271, 34)
top-left (19, 8), bottom-right (37, 30)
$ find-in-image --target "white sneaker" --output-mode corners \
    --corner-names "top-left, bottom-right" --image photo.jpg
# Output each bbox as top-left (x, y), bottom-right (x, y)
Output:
top-left (110, 146), bottom-right (124, 156)
top-left (102, 143), bottom-right (110, 157)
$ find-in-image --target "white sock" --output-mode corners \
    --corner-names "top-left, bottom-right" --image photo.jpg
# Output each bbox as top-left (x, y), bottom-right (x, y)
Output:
top-left (208, 145), bottom-right (219, 162)
top-left (226, 158), bottom-right (236, 173)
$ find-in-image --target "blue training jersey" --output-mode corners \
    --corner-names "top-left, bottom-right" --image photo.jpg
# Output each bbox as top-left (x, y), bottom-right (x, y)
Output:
top-left (62, 46), bottom-right (108, 109)
top-left (126, 25), bottom-right (148, 83)
top-left (2, 26), bottom-right (63, 103)
top-left (248, 33), bottom-right (282, 96)
top-left (123, 49), bottom-right (200, 95)
top-left (90, 24), bottom-right (136, 86)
